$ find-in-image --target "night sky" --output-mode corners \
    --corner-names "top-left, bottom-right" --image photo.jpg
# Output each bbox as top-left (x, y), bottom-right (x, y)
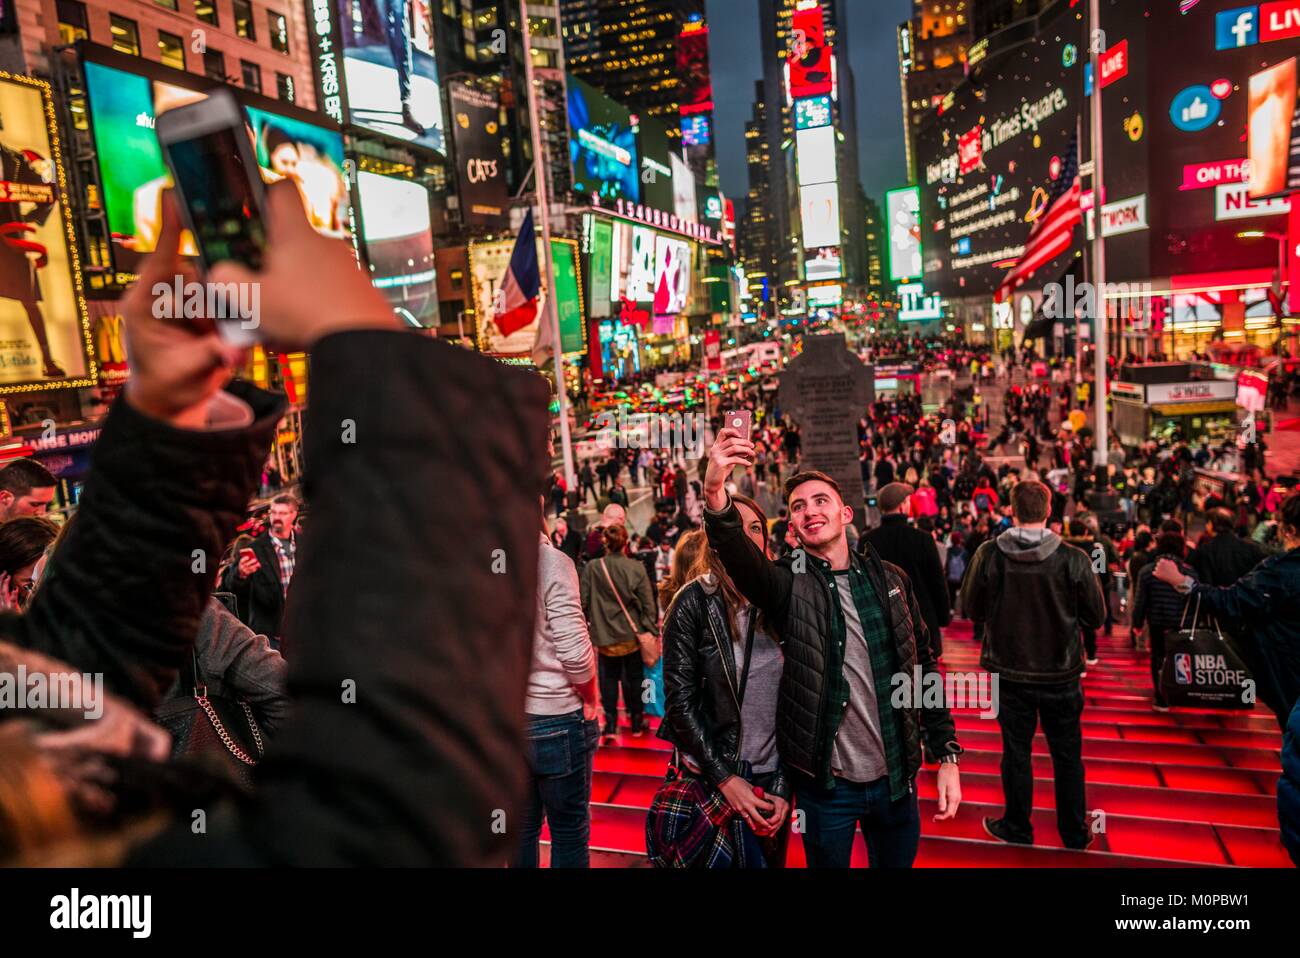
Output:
top-left (706, 0), bottom-right (915, 211)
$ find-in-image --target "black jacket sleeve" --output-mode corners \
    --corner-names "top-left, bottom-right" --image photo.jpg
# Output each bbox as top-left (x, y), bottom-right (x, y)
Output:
top-left (9, 382), bottom-right (283, 709)
top-left (958, 541), bottom-right (996, 623)
top-left (236, 331), bottom-right (550, 866)
top-left (923, 533), bottom-right (952, 628)
top-left (660, 589), bottom-right (739, 790)
top-left (897, 564), bottom-right (960, 756)
top-left (703, 499), bottom-right (794, 629)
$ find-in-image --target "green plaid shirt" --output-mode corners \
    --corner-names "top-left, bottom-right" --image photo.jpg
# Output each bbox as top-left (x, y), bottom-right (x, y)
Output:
top-left (811, 553), bottom-right (908, 800)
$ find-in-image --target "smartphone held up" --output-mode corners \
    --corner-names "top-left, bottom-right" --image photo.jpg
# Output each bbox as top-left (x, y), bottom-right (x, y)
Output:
top-left (154, 89), bottom-right (269, 345)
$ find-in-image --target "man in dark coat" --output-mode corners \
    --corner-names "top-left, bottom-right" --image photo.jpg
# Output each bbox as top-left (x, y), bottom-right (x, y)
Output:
top-left (862, 482), bottom-right (951, 658)
top-left (221, 493), bottom-right (299, 649)
top-left (1190, 509), bottom-right (1266, 587)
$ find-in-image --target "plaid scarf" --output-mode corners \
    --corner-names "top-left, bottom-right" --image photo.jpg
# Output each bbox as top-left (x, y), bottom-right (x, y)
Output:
top-left (645, 767), bottom-right (753, 868)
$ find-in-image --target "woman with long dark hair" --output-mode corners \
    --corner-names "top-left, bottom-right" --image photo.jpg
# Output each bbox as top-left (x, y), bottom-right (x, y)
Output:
top-left (652, 494), bottom-right (790, 867)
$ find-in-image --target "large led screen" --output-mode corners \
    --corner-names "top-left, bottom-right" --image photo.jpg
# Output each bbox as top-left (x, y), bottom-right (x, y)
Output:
top-left (357, 171), bottom-right (436, 327)
top-left (83, 59), bottom-right (350, 277)
top-left (915, 5), bottom-right (1082, 297)
top-left (313, 0), bottom-right (445, 152)
top-left (801, 182), bottom-right (841, 249)
top-left (568, 75), bottom-right (639, 203)
top-left (887, 186), bottom-right (922, 282)
top-left (797, 126), bottom-right (837, 187)
top-left (1248, 56), bottom-right (1300, 199)
top-left (627, 226), bottom-right (656, 303)
top-left (0, 75), bottom-right (93, 390)
top-left (653, 234), bottom-right (689, 315)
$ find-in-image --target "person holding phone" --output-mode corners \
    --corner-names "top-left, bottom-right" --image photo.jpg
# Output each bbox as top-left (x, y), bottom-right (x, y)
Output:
top-left (656, 494), bottom-right (791, 867)
top-left (220, 494), bottom-right (299, 652)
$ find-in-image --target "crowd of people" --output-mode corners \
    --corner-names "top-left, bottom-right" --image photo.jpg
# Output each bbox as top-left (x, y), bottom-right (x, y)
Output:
top-left (0, 187), bottom-right (1296, 871)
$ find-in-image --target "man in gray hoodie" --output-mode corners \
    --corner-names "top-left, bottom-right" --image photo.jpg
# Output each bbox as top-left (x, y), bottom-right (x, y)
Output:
top-left (960, 480), bottom-right (1105, 850)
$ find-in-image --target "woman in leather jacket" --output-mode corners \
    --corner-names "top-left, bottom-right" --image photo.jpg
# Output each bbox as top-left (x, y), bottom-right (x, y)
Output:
top-left (657, 494), bottom-right (791, 866)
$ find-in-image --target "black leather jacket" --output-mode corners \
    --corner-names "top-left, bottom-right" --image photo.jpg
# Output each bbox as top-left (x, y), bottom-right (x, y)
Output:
top-left (658, 575), bottom-right (791, 799)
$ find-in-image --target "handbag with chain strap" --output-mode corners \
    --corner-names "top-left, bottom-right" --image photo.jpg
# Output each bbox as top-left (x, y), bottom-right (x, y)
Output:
top-left (154, 646), bottom-right (266, 790)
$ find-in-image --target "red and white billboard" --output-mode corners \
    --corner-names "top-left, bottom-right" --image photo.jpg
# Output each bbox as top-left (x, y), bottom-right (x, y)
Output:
top-left (958, 126), bottom-right (983, 175)
top-left (788, 3), bottom-right (833, 98)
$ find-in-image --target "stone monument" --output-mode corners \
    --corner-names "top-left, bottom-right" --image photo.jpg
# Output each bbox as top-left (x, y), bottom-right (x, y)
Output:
top-left (777, 334), bottom-right (874, 528)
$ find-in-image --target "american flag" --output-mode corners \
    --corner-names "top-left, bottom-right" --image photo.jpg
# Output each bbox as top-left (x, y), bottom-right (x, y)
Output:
top-left (995, 133), bottom-right (1081, 303)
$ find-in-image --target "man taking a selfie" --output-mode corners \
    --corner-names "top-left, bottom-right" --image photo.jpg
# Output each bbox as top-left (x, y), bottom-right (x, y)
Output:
top-left (702, 424), bottom-right (963, 867)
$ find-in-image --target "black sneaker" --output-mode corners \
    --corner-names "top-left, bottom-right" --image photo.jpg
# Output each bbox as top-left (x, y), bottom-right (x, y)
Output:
top-left (982, 816), bottom-right (1032, 845)
top-left (601, 721), bottom-right (617, 741)
top-left (629, 718), bottom-right (647, 737)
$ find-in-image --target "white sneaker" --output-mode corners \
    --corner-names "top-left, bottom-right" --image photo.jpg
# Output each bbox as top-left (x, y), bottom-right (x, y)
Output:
top-left (1152, 702), bottom-right (1170, 713)
top-left (1085, 658), bottom-right (1100, 667)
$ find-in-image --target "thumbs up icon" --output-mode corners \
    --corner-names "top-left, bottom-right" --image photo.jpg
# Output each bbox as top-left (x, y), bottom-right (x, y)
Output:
top-left (1182, 96), bottom-right (1208, 124)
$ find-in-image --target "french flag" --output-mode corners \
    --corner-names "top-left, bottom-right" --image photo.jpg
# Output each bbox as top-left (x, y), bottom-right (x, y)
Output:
top-left (494, 210), bottom-right (542, 339)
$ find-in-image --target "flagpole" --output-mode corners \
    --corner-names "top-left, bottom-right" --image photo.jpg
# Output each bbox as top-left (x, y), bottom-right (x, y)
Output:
top-left (520, 0), bottom-right (576, 491)
top-left (1089, 0), bottom-right (1109, 466)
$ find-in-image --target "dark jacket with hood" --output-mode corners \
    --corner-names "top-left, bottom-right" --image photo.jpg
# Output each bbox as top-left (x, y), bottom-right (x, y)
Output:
top-left (960, 527), bottom-right (1105, 684)
top-left (658, 574), bottom-right (791, 800)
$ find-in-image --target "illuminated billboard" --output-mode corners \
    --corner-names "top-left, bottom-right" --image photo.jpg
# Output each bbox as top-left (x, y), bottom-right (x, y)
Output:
top-left (82, 56), bottom-right (350, 278)
top-left (627, 226), bottom-right (657, 303)
top-left (807, 284), bottom-right (843, 308)
top-left (916, 6), bottom-right (1082, 296)
top-left (801, 182), bottom-right (841, 249)
top-left (308, 0), bottom-right (445, 153)
top-left (886, 186), bottom-right (922, 282)
top-left (788, 3), bottom-right (833, 98)
top-left (805, 246), bottom-right (842, 281)
top-left (653, 234), bottom-right (689, 315)
top-left (1248, 56), bottom-right (1300, 198)
top-left (637, 114), bottom-right (675, 215)
top-left (471, 236), bottom-right (584, 356)
top-left (671, 152), bottom-right (698, 224)
top-left (797, 127), bottom-right (838, 187)
top-left (677, 18), bottom-right (714, 116)
top-left (681, 113), bottom-right (712, 147)
top-left (0, 73), bottom-right (93, 391)
top-left (569, 75), bottom-right (639, 202)
top-left (795, 95), bottom-right (832, 130)
top-left (357, 171), bottom-right (435, 327)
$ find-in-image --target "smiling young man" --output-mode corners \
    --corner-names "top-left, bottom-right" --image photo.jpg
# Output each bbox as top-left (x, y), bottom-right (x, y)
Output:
top-left (702, 426), bottom-right (963, 868)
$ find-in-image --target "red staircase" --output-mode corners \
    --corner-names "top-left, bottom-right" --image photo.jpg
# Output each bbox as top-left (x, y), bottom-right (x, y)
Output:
top-left (544, 619), bottom-right (1291, 867)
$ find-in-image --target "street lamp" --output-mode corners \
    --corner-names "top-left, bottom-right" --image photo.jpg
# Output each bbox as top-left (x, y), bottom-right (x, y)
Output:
top-left (1237, 229), bottom-right (1290, 356)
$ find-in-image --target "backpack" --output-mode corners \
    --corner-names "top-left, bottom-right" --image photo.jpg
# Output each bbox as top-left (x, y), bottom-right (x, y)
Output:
top-left (946, 547), bottom-right (968, 584)
top-left (974, 490), bottom-right (994, 512)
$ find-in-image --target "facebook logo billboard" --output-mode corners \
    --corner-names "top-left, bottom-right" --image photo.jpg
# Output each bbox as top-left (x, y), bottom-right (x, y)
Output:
top-left (1216, 6), bottom-right (1259, 48)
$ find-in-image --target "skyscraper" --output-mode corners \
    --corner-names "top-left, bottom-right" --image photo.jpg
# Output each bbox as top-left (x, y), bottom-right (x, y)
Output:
top-left (756, 0), bottom-right (867, 295)
top-left (898, 0), bottom-right (973, 183)
top-left (740, 81), bottom-right (777, 315)
top-left (557, 0), bottom-right (718, 183)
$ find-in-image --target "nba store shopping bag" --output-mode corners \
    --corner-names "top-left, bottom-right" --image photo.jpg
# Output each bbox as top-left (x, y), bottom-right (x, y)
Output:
top-left (1159, 595), bottom-right (1254, 710)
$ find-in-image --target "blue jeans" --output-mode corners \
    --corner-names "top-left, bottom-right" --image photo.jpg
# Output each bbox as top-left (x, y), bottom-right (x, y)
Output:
top-left (796, 776), bottom-right (920, 868)
top-left (512, 709), bottom-right (599, 868)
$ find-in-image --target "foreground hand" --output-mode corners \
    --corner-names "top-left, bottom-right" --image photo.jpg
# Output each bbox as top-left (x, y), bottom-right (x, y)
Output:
top-left (35, 691), bottom-right (171, 763)
top-left (933, 763), bottom-right (962, 821)
top-left (704, 428), bottom-right (755, 510)
top-left (1153, 558), bottom-right (1184, 587)
top-left (236, 553), bottom-right (261, 579)
top-left (120, 193), bottom-right (247, 428)
top-left (208, 180), bottom-right (398, 351)
top-left (718, 775), bottom-right (775, 831)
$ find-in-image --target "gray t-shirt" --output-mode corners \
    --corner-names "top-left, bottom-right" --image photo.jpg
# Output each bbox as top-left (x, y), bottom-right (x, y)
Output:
top-left (829, 571), bottom-right (888, 783)
top-left (733, 606), bottom-right (782, 774)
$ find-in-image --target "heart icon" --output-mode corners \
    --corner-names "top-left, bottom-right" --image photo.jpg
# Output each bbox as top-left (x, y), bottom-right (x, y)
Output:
top-left (1211, 79), bottom-right (1232, 100)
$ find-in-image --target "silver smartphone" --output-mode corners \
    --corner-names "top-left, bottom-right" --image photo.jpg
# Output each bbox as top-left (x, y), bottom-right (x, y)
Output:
top-left (155, 89), bottom-right (267, 344)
